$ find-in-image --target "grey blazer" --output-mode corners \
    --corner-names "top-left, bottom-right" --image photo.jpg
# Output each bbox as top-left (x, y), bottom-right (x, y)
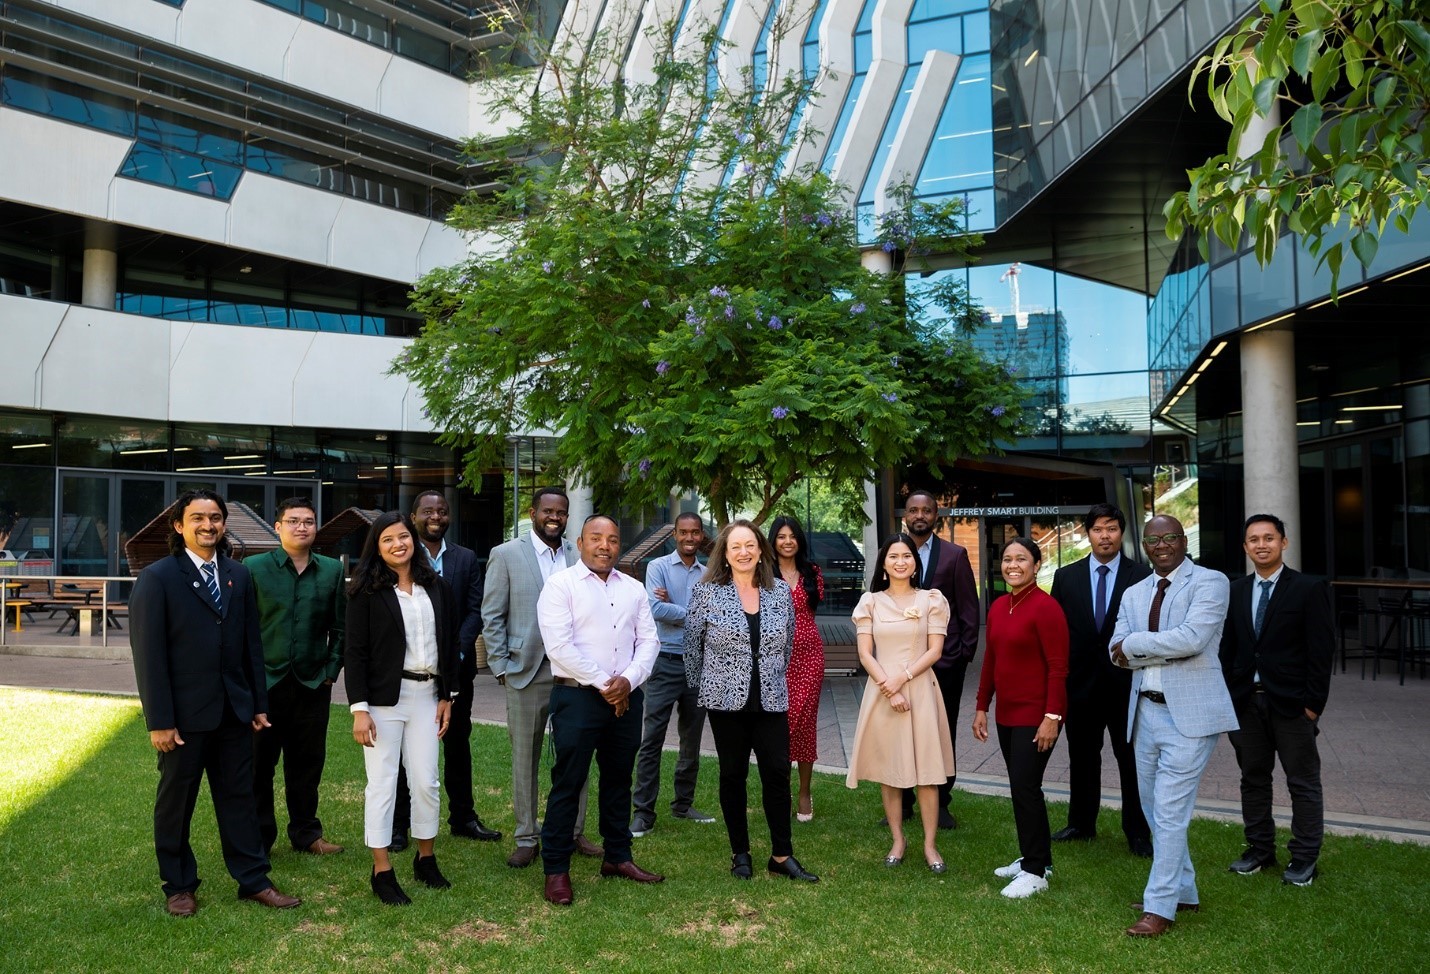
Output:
top-left (684, 579), bottom-right (795, 712)
top-left (1112, 559), bottom-right (1238, 740)
top-left (480, 534), bottom-right (578, 690)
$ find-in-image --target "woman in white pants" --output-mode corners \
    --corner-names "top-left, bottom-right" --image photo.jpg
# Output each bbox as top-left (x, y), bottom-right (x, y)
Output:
top-left (345, 510), bottom-right (458, 905)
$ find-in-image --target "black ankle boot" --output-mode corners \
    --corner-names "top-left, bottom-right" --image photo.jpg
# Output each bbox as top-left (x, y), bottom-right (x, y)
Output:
top-left (414, 853), bottom-right (451, 889)
top-left (768, 855), bottom-right (819, 882)
top-left (731, 852), bottom-right (753, 880)
top-left (371, 868), bottom-right (412, 905)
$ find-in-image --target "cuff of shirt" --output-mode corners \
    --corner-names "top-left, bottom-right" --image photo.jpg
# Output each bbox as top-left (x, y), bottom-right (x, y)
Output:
top-left (349, 702), bottom-right (369, 713)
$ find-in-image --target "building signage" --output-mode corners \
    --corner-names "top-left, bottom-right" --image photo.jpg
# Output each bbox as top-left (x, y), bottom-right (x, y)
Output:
top-left (944, 506), bottom-right (1079, 518)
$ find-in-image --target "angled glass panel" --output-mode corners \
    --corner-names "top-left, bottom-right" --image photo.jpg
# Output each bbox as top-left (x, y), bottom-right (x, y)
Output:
top-left (118, 143), bottom-right (242, 198)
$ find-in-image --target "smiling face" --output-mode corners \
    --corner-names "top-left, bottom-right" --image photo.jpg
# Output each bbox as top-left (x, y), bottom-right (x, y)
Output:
top-left (674, 516), bottom-right (705, 560)
top-left (903, 493), bottom-right (938, 540)
top-left (413, 492), bottom-right (449, 546)
top-left (175, 499), bottom-right (225, 559)
top-left (725, 526), bottom-right (762, 577)
top-left (1243, 519), bottom-right (1287, 574)
top-left (1001, 542), bottom-right (1038, 592)
top-left (578, 516), bottom-right (620, 577)
top-left (884, 541), bottom-right (917, 583)
top-left (274, 505), bottom-right (316, 555)
top-left (1088, 515), bottom-right (1123, 564)
top-left (1143, 515), bottom-right (1188, 576)
top-left (377, 522), bottom-right (415, 572)
top-left (529, 493), bottom-right (570, 549)
top-left (774, 525), bottom-right (799, 561)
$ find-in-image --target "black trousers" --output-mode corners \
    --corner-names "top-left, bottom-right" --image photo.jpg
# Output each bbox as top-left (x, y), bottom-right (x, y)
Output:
top-left (154, 705), bottom-right (271, 897)
top-left (252, 675), bottom-right (332, 851)
top-left (1064, 678), bottom-right (1149, 841)
top-left (541, 684), bottom-right (642, 875)
top-left (395, 655), bottom-right (477, 831)
top-left (1230, 693), bottom-right (1324, 861)
top-left (632, 653), bottom-right (705, 820)
top-left (707, 709), bottom-right (793, 858)
top-left (997, 723), bottom-right (1054, 877)
top-left (903, 657), bottom-right (968, 815)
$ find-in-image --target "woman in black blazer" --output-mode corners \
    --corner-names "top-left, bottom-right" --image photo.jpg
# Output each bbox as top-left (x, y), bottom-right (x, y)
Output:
top-left (685, 520), bottom-right (818, 883)
top-left (345, 511), bottom-right (459, 905)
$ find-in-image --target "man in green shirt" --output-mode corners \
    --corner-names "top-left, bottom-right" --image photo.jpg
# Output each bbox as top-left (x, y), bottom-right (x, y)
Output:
top-left (249, 497), bottom-right (347, 856)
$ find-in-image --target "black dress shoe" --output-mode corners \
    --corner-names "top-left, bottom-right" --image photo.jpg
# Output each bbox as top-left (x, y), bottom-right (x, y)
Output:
top-left (1051, 826), bottom-right (1095, 842)
top-left (1128, 836), bottom-right (1154, 858)
top-left (414, 853), bottom-right (452, 889)
top-left (731, 853), bottom-right (753, 880)
top-left (767, 855), bottom-right (819, 882)
top-left (389, 830), bottom-right (409, 854)
top-left (451, 817), bottom-right (502, 842)
top-left (937, 809), bottom-right (958, 830)
top-left (371, 868), bottom-right (412, 906)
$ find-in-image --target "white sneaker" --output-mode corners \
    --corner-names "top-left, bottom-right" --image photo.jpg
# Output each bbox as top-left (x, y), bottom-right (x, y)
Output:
top-left (1000, 871), bottom-right (1050, 898)
top-left (994, 858), bottom-right (1052, 879)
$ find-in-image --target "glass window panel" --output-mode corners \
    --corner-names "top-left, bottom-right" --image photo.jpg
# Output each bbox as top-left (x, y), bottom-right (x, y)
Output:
top-left (173, 424), bottom-right (271, 477)
top-left (1238, 241), bottom-right (1296, 324)
top-left (119, 143), bottom-right (242, 198)
top-left (964, 11), bottom-right (990, 52)
top-left (1056, 272), bottom-right (1148, 374)
top-left (917, 54), bottom-right (993, 195)
top-left (57, 417), bottom-right (170, 471)
top-left (393, 23), bottom-right (451, 70)
top-left (1209, 259), bottom-right (1239, 334)
top-left (1144, 6), bottom-right (1187, 91)
top-left (908, 17), bottom-right (964, 64)
top-left (0, 68), bottom-right (135, 136)
top-left (0, 465), bottom-right (55, 565)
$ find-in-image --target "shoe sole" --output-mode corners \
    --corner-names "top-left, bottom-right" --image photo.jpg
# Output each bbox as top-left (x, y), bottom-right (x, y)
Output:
top-left (1229, 863), bottom-right (1272, 875)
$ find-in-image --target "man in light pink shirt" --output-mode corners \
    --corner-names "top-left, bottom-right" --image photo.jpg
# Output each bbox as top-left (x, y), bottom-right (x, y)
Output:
top-left (536, 514), bottom-right (664, 905)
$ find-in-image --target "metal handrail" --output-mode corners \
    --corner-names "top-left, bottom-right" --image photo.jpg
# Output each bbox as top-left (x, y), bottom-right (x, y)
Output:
top-left (0, 574), bottom-right (134, 649)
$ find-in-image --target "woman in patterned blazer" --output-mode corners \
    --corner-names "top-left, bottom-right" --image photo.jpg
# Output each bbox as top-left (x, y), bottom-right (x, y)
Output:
top-left (685, 520), bottom-right (819, 883)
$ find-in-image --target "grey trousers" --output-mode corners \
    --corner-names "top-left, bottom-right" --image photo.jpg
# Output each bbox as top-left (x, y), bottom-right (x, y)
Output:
top-left (631, 653), bottom-right (706, 821)
top-left (506, 663), bottom-right (588, 847)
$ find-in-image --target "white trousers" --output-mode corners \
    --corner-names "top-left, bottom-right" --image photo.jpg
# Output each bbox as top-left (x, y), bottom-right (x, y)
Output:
top-left (363, 677), bottom-right (441, 848)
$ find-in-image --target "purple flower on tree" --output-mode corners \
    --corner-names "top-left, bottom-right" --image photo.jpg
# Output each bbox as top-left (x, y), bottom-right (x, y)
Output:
top-left (638, 458), bottom-right (652, 477)
top-left (991, 405), bottom-right (1006, 417)
top-left (850, 302), bottom-right (867, 314)
top-left (767, 315), bottom-right (783, 330)
top-left (656, 360), bottom-right (670, 375)
top-left (882, 392), bottom-right (899, 403)
top-left (542, 260), bottom-right (553, 273)
top-left (642, 298), bottom-right (651, 308)
top-left (882, 241), bottom-right (897, 253)
top-left (816, 213), bottom-right (833, 227)
top-left (724, 304), bottom-right (735, 319)
top-left (710, 286), bottom-right (730, 298)
top-left (771, 406), bottom-right (790, 419)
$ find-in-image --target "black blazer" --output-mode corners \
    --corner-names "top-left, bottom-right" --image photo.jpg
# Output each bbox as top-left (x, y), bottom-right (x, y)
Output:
top-left (437, 540), bottom-right (484, 659)
top-left (344, 578), bottom-right (460, 708)
top-left (1219, 568), bottom-right (1334, 718)
top-left (1050, 554), bottom-right (1151, 703)
top-left (130, 552), bottom-right (266, 732)
top-left (923, 535), bottom-right (980, 665)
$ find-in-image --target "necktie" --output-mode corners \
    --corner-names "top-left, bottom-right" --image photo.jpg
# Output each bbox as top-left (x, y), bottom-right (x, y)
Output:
top-left (1093, 564), bottom-right (1110, 631)
top-left (201, 561), bottom-right (222, 611)
top-left (1148, 577), bottom-right (1171, 632)
top-left (1254, 579), bottom-right (1272, 638)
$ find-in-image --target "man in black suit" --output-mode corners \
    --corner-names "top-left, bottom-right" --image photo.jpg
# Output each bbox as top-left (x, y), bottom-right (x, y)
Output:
top-left (392, 490), bottom-right (501, 849)
top-left (1049, 503), bottom-right (1153, 856)
top-left (130, 490), bottom-right (301, 916)
top-left (1220, 513), bottom-right (1333, 886)
top-left (899, 489), bottom-right (980, 829)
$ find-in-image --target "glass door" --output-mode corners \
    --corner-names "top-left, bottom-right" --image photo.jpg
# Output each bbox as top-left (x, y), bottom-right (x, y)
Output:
top-left (59, 474), bottom-right (111, 576)
top-left (117, 477), bottom-right (168, 577)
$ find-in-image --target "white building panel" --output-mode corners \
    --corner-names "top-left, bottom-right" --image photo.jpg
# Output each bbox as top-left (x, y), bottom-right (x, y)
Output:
top-left (175, 0), bottom-right (302, 81)
top-left (168, 323), bottom-right (312, 426)
top-left (417, 222), bottom-right (469, 277)
top-left (291, 333), bottom-right (424, 431)
top-left (110, 179), bottom-right (231, 245)
top-left (284, 21), bottom-right (392, 115)
top-left (227, 174), bottom-right (347, 268)
top-left (37, 305), bottom-right (171, 419)
top-left (329, 199), bottom-right (437, 282)
top-left (0, 110), bottom-right (131, 220)
top-left (0, 296), bottom-right (63, 411)
top-left (379, 58), bottom-right (469, 141)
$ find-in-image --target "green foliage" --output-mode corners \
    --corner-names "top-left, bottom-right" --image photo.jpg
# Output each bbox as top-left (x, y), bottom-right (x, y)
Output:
top-left (1164, 0), bottom-right (1430, 294)
top-left (398, 16), bottom-right (1024, 527)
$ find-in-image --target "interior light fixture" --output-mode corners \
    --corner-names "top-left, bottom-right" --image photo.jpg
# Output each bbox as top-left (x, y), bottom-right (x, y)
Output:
top-left (1342, 405), bottom-right (1403, 412)
top-left (11, 442), bottom-right (50, 449)
top-left (1024, 49), bottom-right (1039, 66)
top-left (1245, 311), bottom-right (1295, 332)
top-left (1309, 286), bottom-right (1367, 310)
top-left (1209, 341), bottom-right (1228, 357)
top-left (1385, 260), bottom-right (1430, 281)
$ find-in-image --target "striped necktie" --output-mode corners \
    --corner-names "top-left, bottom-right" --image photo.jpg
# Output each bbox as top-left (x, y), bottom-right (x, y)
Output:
top-left (1254, 579), bottom-right (1272, 638)
top-left (201, 561), bottom-right (222, 610)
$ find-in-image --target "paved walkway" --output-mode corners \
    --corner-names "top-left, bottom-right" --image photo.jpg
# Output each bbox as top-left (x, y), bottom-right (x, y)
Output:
top-left (3, 623), bottom-right (1427, 844)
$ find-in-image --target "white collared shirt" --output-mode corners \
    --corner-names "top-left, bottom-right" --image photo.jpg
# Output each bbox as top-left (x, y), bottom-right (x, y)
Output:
top-left (394, 583), bottom-right (439, 675)
top-left (425, 537), bottom-right (449, 577)
top-left (529, 529), bottom-right (566, 583)
top-left (185, 549), bottom-right (221, 604)
top-left (1140, 561), bottom-right (1186, 693)
top-left (537, 561), bottom-right (659, 690)
top-left (1089, 552), bottom-right (1122, 619)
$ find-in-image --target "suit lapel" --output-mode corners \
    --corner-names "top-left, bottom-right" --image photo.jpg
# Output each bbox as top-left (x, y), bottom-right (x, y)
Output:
top-left (179, 554), bottom-right (222, 618)
top-left (379, 587), bottom-right (403, 633)
top-left (924, 537), bottom-right (942, 587)
top-left (516, 537), bottom-right (546, 590)
top-left (1254, 568), bottom-right (1293, 641)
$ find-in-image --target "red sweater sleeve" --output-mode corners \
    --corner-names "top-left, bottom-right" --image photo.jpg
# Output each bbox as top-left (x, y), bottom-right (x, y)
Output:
top-left (1035, 594), bottom-right (1070, 717)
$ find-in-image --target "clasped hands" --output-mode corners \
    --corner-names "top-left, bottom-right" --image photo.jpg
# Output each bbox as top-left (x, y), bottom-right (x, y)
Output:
top-left (602, 675), bottom-right (633, 717)
top-left (876, 671), bottom-right (909, 713)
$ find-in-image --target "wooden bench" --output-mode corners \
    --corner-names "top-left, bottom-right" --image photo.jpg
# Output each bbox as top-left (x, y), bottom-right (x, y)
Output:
top-left (38, 582), bottom-right (127, 636)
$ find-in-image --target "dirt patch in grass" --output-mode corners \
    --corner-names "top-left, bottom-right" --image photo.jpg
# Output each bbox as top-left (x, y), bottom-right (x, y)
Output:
top-left (449, 919), bottom-right (509, 944)
top-left (294, 920), bottom-right (345, 936)
top-left (676, 901), bottom-right (767, 945)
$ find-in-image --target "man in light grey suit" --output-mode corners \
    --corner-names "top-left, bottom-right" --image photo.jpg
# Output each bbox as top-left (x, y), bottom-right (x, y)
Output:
top-left (1110, 514), bottom-right (1237, 938)
top-left (482, 488), bottom-right (598, 868)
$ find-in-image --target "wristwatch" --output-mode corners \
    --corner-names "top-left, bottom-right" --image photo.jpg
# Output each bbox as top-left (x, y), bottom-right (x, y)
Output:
top-left (1044, 713), bottom-right (1063, 722)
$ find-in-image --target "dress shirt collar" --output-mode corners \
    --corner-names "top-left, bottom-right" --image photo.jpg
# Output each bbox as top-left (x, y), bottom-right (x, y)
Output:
top-left (1089, 551), bottom-right (1121, 581)
top-left (1152, 559), bottom-right (1186, 587)
top-left (1254, 564), bottom-right (1285, 585)
top-left (184, 548), bottom-right (217, 573)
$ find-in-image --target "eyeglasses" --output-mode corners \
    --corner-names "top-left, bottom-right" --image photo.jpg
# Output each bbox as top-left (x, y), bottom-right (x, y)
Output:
top-left (280, 518), bottom-right (316, 528)
top-left (1143, 533), bottom-right (1185, 547)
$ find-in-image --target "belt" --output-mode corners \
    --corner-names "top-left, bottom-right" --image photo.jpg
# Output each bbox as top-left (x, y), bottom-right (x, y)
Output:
top-left (401, 670), bottom-right (434, 682)
top-left (553, 676), bottom-right (583, 688)
top-left (1139, 690), bottom-right (1167, 704)
top-left (658, 651), bottom-right (684, 661)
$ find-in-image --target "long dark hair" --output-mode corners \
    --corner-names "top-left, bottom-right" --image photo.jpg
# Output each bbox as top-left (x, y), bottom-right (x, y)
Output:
top-left (768, 515), bottom-right (821, 612)
top-left (869, 533), bottom-right (924, 593)
top-left (703, 520), bottom-right (776, 589)
top-left (347, 511), bottom-right (439, 597)
top-left (167, 489), bottom-right (232, 558)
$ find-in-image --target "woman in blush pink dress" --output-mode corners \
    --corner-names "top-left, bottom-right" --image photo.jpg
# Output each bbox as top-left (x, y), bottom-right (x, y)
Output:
top-left (769, 516), bottom-right (824, 822)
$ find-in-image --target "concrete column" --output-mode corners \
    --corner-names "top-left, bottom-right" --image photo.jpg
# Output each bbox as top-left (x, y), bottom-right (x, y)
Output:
top-left (564, 483), bottom-right (594, 543)
top-left (81, 220), bottom-right (118, 309)
top-left (1240, 326), bottom-right (1301, 568)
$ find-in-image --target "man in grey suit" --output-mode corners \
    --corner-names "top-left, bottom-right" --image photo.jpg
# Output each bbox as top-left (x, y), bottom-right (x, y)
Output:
top-left (482, 488), bottom-right (598, 868)
top-left (1110, 514), bottom-right (1237, 938)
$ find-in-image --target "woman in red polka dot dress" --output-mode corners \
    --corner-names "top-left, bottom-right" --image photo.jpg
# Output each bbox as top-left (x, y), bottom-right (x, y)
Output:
top-left (770, 516), bottom-right (825, 822)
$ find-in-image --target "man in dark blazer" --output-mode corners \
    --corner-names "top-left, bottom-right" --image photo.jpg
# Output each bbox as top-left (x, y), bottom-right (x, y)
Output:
top-left (392, 490), bottom-right (500, 849)
top-left (1049, 503), bottom-right (1152, 856)
top-left (1220, 513), bottom-right (1333, 887)
top-left (899, 490), bottom-right (980, 828)
top-left (130, 490), bottom-right (300, 916)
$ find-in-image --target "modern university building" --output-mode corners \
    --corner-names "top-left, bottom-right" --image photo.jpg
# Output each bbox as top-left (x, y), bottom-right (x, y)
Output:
top-left (1, 1), bottom-right (1426, 603)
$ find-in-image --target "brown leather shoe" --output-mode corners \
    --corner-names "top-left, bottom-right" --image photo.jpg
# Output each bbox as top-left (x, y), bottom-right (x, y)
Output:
top-left (544, 873), bottom-right (574, 906)
top-left (242, 886), bottom-right (302, 909)
top-left (508, 844), bottom-right (540, 868)
top-left (574, 835), bottom-right (604, 858)
top-left (1126, 912), bottom-right (1174, 937)
top-left (306, 837), bottom-right (345, 855)
top-left (1131, 900), bottom-right (1199, 913)
top-left (600, 859), bottom-right (665, 883)
top-left (165, 891), bottom-right (197, 917)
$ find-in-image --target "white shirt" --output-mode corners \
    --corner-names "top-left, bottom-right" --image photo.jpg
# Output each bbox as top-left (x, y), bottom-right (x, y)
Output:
top-left (1140, 561), bottom-right (1186, 694)
top-left (537, 561), bottom-right (659, 690)
top-left (1088, 552), bottom-right (1122, 619)
top-left (530, 529), bottom-right (566, 583)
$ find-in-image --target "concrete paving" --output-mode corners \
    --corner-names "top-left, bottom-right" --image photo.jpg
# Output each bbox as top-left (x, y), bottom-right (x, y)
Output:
top-left (3, 618), bottom-right (1427, 844)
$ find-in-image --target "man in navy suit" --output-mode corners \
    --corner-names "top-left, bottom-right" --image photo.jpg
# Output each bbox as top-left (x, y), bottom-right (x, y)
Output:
top-left (1220, 514), bottom-right (1333, 887)
top-left (899, 489), bottom-right (980, 828)
top-left (130, 490), bottom-right (301, 916)
top-left (1049, 503), bottom-right (1153, 857)
top-left (392, 490), bottom-right (501, 849)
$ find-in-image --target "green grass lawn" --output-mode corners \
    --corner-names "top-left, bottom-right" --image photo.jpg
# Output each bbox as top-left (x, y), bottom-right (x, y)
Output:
top-left (0, 686), bottom-right (1424, 973)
